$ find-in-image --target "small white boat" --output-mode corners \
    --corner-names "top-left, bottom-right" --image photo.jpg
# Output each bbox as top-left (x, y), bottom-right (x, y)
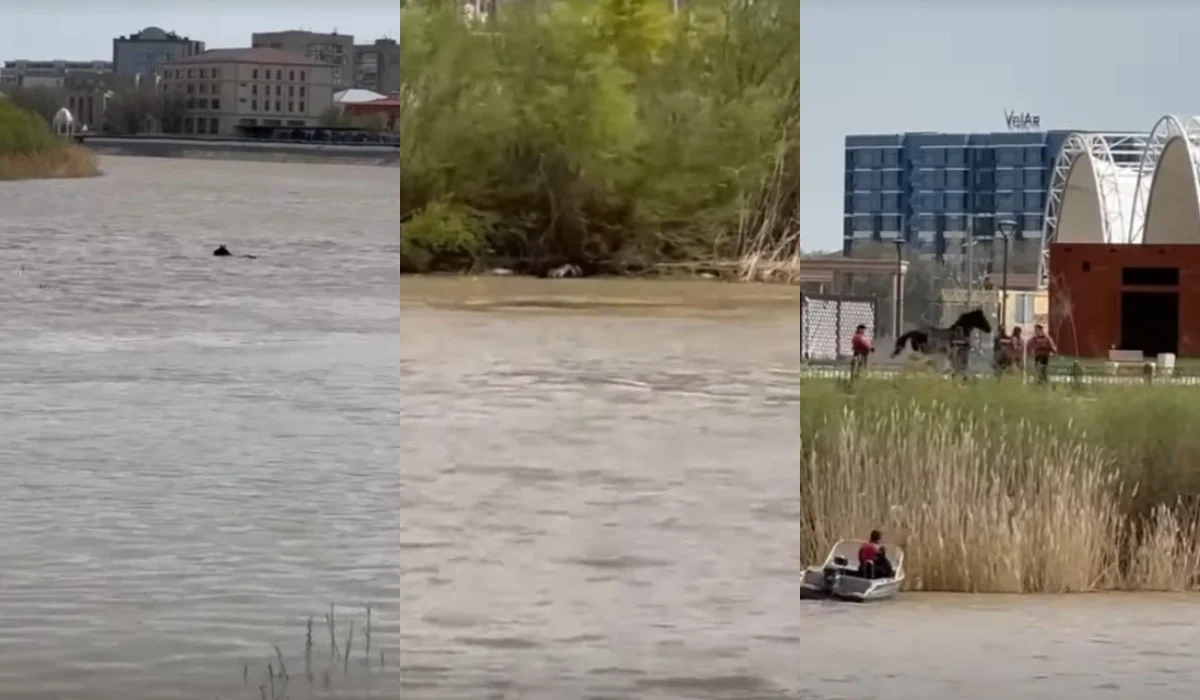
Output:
top-left (800, 539), bottom-right (905, 602)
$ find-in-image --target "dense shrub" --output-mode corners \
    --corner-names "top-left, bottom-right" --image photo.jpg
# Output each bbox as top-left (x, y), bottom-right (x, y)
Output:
top-left (400, 0), bottom-right (798, 273)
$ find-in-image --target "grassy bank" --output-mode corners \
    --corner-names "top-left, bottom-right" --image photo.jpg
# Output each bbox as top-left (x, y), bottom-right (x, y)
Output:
top-left (400, 0), bottom-right (798, 275)
top-left (802, 378), bottom-right (1200, 592)
top-left (0, 99), bottom-right (99, 181)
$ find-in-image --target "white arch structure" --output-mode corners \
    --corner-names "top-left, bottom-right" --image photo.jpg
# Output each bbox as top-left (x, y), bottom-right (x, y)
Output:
top-left (1039, 115), bottom-right (1200, 287)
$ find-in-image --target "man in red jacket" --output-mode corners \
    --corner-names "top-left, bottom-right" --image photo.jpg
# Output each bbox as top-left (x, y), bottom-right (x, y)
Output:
top-left (850, 324), bottom-right (874, 379)
top-left (1026, 324), bottom-right (1057, 383)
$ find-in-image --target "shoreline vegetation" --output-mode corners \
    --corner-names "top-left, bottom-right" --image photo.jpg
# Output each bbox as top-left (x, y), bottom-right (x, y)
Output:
top-left (0, 99), bottom-right (99, 181)
top-left (400, 0), bottom-right (799, 280)
top-left (802, 378), bottom-right (1200, 593)
top-left (401, 274), bottom-right (800, 316)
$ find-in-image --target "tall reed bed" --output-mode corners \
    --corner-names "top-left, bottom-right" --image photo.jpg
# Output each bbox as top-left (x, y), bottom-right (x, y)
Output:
top-left (801, 378), bottom-right (1200, 592)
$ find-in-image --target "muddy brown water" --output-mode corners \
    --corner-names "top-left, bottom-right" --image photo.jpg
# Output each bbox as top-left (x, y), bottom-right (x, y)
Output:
top-left (2, 157), bottom-right (1196, 699)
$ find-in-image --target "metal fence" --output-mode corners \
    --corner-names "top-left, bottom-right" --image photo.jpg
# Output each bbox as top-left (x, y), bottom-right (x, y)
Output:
top-left (800, 364), bottom-right (1200, 386)
top-left (802, 294), bottom-right (876, 361)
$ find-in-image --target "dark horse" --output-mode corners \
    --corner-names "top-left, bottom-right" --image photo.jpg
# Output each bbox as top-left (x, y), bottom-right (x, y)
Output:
top-left (891, 308), bottom-right (993, 358)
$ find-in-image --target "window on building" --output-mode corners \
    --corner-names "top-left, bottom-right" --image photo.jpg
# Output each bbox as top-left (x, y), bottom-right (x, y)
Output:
top-left (882, 148), bottom-right (900, 167)
top-left (974, 192), bottom-right (995, 210)
top-left (186, 98), bottom-right (195, 109)
top-left (1023, 213), bottom-right (1042, 232)
top-left (252, 69), bottom-right (259, 79)
top-left (944, 215), bottom-right (965, 232)
top-left (252, 99), bottom-right (258, 110)
top-left (945, 193), bottom-right (965, 211)
top-left (924, 148), bottom-right (945, 166)
top-left (946, 148), bottom-right (966, 167)
top-left (275, 85), bottom-right (281, 96)
top-left (1024, 146), bottom-right (1043, 165)
top-left (929, 169), bottom-right (945, 189)
top-left (212, 99), bottom-right (221, 110)
top-left (213, 68), bottom-right (221, 79)
top-left (275, 100), bottom-right (281, 112)
top-left (975, 170), bottom-right (995, 187)
top-left (869, 192), bottom-right (882, 211)
top-left (881, 170), bottom-right (898, 188)
top-left (996, 147), bottom-right (1019, 166)
top-left (881, 215), bottom-right (902, 232)
top-left (298, 101), bottom-right (305, 113)
top-left (1024, 192), bottom-right (1043, 211)
top-left (188, 68), bottom-right (195, 78)
top-left (211, 84), bottom-right (219, 95)
top-left (300, 71), bottom-right (306, 81)
top-left (852, 150), bottom-right (871, 167)
top-left (1014, 293), bottom-right (1036, 324)
top-left (275, 69), bottom-right (282, 80)
top-left (252, 85), bottom-right (257, 95)
top-left (199, 83), bottom-right (207, 94)
top-left (184, 117), bottom-right (194, 134)
top-left (209, 117), bottom-right (219, 134)
top-left (186, 83), bottom-right (195, 94)
top-left (288, 85), bottom-right (294, 97)
top-left (996, 169), bottom-right (1016, 189)
top-left (197, 118), bottom-right (208, 134)
top-left (289, 70), bottom-right (295, 81)
top-left (853, 192), bottom-right (871, 211)
top-left (996, 192), bottom-right (1018, 211)
top-left (175, 69), bottom-right (182, 79)
top-left (945, 170), bottom-right (964, 188)
top-left (882, 193), bottom-right (899, 211)
top-left (287, 101), bottom-right (294, 112)
top-left (197, 98), bottom-right (208, 109)
top-left (854, 215), bottom-right (873, 231)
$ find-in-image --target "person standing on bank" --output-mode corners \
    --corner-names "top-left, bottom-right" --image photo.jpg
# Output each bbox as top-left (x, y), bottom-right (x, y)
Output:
top-left (1026, 324), bottom-right (1057, 383)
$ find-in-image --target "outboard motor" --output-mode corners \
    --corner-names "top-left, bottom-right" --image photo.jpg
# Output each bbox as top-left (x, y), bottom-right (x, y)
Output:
top-left (822, 555), bottom-right (848, 593)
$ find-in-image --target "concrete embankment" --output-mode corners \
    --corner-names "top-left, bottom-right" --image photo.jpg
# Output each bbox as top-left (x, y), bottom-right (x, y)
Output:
top-left (80, 137), bottom-right (399, 167)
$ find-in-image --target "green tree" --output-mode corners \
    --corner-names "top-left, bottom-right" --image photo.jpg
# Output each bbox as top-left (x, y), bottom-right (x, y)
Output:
top-left (400, 0), bottom-right (798, 273)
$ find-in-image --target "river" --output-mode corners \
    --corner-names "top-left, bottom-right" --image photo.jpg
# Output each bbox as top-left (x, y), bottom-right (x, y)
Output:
top-left (3, 157), bottom-right (1196, 700)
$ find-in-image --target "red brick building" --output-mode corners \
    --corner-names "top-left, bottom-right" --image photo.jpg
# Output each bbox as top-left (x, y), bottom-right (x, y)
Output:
top-left (1049, 243), bottom-right (1200, 358)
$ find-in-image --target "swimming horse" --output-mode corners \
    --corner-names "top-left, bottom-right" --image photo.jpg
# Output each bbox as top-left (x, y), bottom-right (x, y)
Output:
top-left (891, 307), bottom-right (993, 358)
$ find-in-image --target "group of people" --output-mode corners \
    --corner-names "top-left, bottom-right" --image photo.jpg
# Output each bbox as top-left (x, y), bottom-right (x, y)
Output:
top-left (848, 323), bottom-right (1058, 382)
top-left (995, 324), bottom-right (1058, 381)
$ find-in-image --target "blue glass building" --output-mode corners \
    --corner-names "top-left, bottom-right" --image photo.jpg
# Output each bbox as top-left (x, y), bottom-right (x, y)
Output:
top-left (843, 130), bottom-right (1077, 257)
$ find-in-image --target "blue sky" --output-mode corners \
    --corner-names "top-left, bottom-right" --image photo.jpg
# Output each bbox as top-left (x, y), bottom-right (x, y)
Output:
top-left (800, 1), bottom-right (1200, 252)
top-left (1, 3), bottom-right (399, 63)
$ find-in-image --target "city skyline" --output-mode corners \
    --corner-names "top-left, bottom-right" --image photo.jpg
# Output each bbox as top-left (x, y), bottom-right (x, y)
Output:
top-left (1, 5), bottom-right (399, 62)
top-left (801, 1), bottom-right (1200, 253)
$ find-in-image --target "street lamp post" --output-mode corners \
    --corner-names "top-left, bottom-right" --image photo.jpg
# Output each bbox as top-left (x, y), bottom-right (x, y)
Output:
top-left (893, 238), bottom-right (905, 342)
top-left (996, 217), bottom-right (1017, 332)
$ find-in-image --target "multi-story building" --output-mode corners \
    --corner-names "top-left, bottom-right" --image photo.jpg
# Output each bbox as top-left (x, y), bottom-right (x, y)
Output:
top-left (843, 130), bottom-right (1083, 259)
top-left (251, 30), bottom-right (354, 88)
top-left (158, 47), bottom-right (335, 136)
top-left (353, 39), bottom-right (398, 94)
top-left (113, 27), bottom-right (205, 78)
top-left (0, 59), bottom-right (113, 89)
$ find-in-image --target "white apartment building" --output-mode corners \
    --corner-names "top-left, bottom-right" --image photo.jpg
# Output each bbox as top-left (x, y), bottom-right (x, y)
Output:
top-left (158, 47), bottom-right (334, 136)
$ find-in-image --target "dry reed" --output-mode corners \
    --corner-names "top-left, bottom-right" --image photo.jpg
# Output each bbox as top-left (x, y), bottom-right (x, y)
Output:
top-left (239, 602), bottom-right (382, 700)
top-left (0, 145), bottom-right (99, 181)
top-left (802, 378), bottom-right (1200, 592)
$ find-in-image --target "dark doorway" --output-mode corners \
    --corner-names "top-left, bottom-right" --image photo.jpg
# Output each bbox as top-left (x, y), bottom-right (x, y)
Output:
top-left (1120, 291), bottom-right (1179, 356)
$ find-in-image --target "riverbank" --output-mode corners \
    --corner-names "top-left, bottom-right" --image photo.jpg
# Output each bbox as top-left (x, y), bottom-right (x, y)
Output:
top-left (0, 144), bottom-right (98, 181)
top-left (401, 275), bottom-right (801, 317)
top-left (0, 100), bottom-right (100, 181)
top-left (80, 135), bottom-right (399, 167)
top-left (802, 378), bottom-right (1200, 592)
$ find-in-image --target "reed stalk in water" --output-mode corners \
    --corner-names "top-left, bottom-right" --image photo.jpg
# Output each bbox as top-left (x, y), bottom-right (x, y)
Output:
top-left (801, 378), bottom-right (1200, 592)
